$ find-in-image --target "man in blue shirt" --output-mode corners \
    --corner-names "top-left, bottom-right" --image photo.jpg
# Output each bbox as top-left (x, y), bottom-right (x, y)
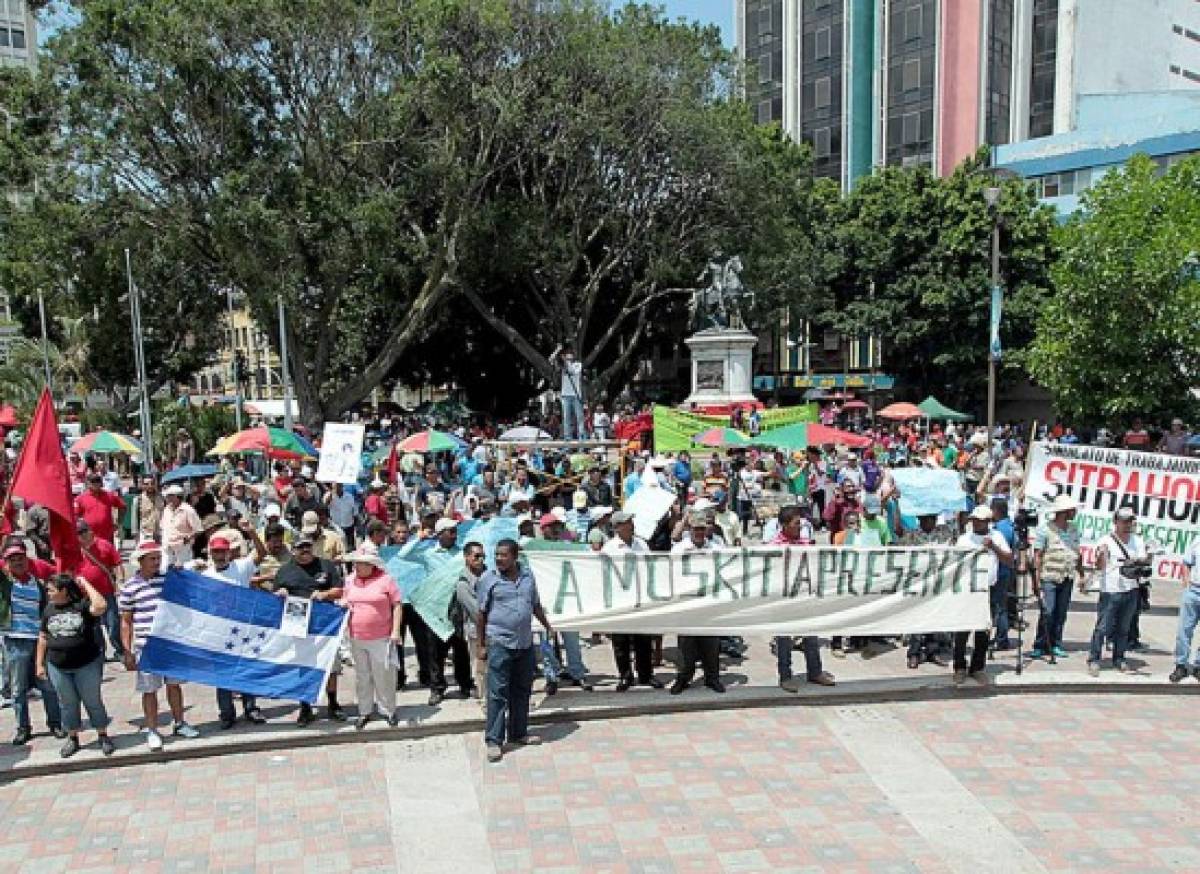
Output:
top-left (991, 498), bottom-right (1017, 650)
top-left (476, 539), bottom-right (552, 763)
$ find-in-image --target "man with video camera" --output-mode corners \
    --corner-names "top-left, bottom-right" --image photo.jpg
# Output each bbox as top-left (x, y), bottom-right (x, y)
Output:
top-left (1085, 508), bottom-right (1149, 676)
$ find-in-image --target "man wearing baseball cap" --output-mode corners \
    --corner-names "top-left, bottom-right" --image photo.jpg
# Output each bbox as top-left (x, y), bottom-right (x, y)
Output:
top-left (188, 534), bottom-right (266, 728)
top-left (1, 542), bottom-right (63, 744)
top-left (953, 505), bottom-right (1013, 686)
top-left (119, 542), bottom-right (200, 749)
top-left (1088, 507), bottom-right (1149, 676)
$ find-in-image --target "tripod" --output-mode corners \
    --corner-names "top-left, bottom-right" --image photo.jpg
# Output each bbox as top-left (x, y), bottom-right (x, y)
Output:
top-left (1011, 540), bottom-right (1052, 674)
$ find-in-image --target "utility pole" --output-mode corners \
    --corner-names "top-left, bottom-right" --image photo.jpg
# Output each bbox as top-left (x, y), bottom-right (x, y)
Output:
top-left (985, 187), bottom-right (1002, 455)
top-left (227, 289), bottom-right (243, 431)
top-left (277, 293), bottom-right (294, 431)
top-left (36, 289), bottom-right (52, 392)
top-left (124, 249), bottom-right (154, 473)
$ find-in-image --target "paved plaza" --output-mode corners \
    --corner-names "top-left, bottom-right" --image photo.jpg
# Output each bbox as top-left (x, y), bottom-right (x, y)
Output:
top-left (2, 691), bottom-right (1198, 873)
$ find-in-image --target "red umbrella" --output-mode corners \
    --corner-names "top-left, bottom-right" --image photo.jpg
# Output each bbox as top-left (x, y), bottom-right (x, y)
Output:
top-left (878, 402), bottom-right (923, 421)
top-left (841, 400), bottom-right (869, 411)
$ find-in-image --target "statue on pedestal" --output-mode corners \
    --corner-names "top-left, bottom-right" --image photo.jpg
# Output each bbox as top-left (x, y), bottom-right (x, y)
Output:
top-left (689, 255), bottom-right (752, 331)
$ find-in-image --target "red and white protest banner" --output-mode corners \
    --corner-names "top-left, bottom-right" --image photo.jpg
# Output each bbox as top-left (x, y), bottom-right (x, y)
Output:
top-left (1026, 441), bottom-right (1200, 580)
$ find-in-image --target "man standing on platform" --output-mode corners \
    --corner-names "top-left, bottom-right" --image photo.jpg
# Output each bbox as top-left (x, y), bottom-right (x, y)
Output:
top-left (555, 345), bottom-right (586, 441)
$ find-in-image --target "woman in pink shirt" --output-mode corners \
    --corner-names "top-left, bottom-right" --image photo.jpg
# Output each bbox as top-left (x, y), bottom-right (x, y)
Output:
top-left (342, 551), bottom-right (403, 729)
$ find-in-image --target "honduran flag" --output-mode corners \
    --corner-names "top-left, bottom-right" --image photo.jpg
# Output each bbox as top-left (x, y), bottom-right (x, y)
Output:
top-left (140, 569), bottom-right (347, 703)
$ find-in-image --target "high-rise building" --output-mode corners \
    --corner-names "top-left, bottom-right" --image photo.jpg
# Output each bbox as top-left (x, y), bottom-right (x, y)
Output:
top-left (0, 0), bottom-right (36, 71)
top-left (735, 0), bottom-right (1073, 185)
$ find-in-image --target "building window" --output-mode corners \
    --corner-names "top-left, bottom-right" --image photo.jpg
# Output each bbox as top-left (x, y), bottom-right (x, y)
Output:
top-left (849, 337), bottom-right (882, 370)
top-left (814, 76), bottom-right (831, 108)
top-left (759, 53), bottom-right (771, 83)
top-left (902, 111), bottom-right (920, 144)
top-left (9, 28), bottom-right (24, 50)
top-left (813, 127), bottom-right (831, 157)
top-left (902, 58), bottom-right (920, 92)
top-left (0, 29), bottom-right (8, 49)
top-left (822, 330), bottom-right (840, 352)
top-left (758, 99), bottom-right (773, 123)
top-left (815, 26), bottom-right (831, 60)
top-left (1036, 172), bottom-right (1075, 198)
top-left (905, 4), bottom-right (923, 42)
top-left (758, 4), bottom-right (772, 35)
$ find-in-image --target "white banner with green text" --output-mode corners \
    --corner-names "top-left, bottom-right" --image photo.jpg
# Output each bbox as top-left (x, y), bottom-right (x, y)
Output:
top-left (526, 547), bottom-right (991, 636)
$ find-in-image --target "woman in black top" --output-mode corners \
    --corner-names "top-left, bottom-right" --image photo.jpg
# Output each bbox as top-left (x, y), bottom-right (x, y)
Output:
top-left (35, 574), bottom-right (115, 758)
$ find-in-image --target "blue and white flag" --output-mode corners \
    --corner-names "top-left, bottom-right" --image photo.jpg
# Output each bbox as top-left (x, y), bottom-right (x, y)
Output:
top-left (139, 569), bottom-right (348, 704)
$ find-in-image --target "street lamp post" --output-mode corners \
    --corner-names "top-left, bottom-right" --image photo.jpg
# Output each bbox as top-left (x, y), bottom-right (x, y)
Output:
top-left (277, 293), bottom-right (295, 431)
top-left (226, 289), bottom-right (243, 431)
top-left (984, 186), bottom-right (1002, 454)
top-left (36, 289), bottom-right (51, 391)
top-left (124, 248), bottom-right (154, 473)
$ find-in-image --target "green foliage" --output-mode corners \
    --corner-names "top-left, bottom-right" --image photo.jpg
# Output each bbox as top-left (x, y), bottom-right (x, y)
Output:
top-left (816, 150), bottom-right (1058, 411)
top-left (1028, 155), bottom-right (1200, 422)
top-left (151, 402), bottom-right (236, 462)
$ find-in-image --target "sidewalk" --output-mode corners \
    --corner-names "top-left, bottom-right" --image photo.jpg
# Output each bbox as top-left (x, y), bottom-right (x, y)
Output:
top-left (3, 581), bottom-right (1196, 781)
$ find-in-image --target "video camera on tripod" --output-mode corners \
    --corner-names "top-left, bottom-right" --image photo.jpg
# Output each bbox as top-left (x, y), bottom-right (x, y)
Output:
top-left (1014, 507), bottom-right (1038, 550)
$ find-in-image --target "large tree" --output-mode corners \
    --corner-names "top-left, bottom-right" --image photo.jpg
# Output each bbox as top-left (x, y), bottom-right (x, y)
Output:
top-left (1028, 154), bottom-right (1200, 422)
top-left (817, 152), bottom-right (1058, 412)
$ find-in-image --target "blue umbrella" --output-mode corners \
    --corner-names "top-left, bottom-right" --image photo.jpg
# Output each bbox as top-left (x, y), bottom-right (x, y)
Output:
top-left (162, 463), bottom-right (221, 484)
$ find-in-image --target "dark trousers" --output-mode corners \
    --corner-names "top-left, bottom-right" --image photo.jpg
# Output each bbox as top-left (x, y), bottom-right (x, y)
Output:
top-left (425, 630), bottom-right (474, 694)
top-left (400, 604), bottom-right (432, 685)
top-left (485, 644), bottom-right (534, 746)
top-left (1034, 580), bottom-right (1073, 652)
top-left (611, 634), bottom-right (654, 682)
top-left (675, 636), bottom-right (720, 684)
top-left (952, 630), bottom-right (989, 673)
top-left (217, 689), bottom-right (258, 722)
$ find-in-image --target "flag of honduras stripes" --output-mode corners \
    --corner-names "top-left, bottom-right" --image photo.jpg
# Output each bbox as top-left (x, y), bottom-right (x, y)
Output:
top-left (139, 569), bottom-right (348, 704)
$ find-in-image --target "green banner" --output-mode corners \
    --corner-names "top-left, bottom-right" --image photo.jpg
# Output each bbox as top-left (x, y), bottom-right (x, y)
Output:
top-left (652, 404), bottom-right (818, 452)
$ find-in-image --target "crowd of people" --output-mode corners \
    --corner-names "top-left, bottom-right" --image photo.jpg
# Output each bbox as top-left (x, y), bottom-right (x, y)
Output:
top-left (1, 408), bottom-right (1197, 764)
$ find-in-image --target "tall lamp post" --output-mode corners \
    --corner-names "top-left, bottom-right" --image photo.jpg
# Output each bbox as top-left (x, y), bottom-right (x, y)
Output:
top-left (984, 185), bottom-right (1002, 454)
top-left (277, 293), bottom-right (295, 431)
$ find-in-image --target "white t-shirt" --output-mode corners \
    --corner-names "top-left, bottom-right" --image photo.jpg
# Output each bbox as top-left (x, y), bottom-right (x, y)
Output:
top-left (327, 491), bottom-right (358, 529)
top-left (191, 556), bottom-right (257, 588)
top-left (671, 537), bottom-right (716, 554)
top-left (561, 360), bottom-right (584, 398)
top-left (838, 466), bottom-right (865, 489)
top-left (956, 529), bottom-right (1011, 587)
top-left (1184, 541), bottom-right (1200, 592)
top-left (1095, 533), bottom-right (1148, 594)
top-left (602, 535), bottom-right (649, 555)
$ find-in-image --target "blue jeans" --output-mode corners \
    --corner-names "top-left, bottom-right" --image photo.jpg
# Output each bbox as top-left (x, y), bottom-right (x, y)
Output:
top-left (1174, 587), bottom-right (1200, 668)
top-left (103, 594), bottom-right (125, 658)
top-left (1088, 590), bottom-right (1139, 665)
top-left (774, 636), bottom-right (824, 681)
top-left (217, 689), bottom-right (259, 722)
top-left (1034, 580), bottom-right (1072, 651)
top-left (485, 643), bottom-right (535, 746)
top-left (538, 631), bottom-right (587, 682)
top-left (990, 578), bottom-right (1011, 644)
top-left (4, 636), bottom-right (61, 731)
top-left (46, 656), bottom-right (110, 733)
top-left (561, 396), bottom-right (586, 441)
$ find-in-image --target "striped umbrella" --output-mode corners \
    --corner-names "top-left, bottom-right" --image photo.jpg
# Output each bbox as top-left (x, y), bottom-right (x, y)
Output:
top-left (691, 427), bottom-right (751, 448)
top-left (71, 430), bottom-right (143, 454)
top-left (396, 429), bottom-right (465, 453)
top-left (751, 422), bottom-right (872, 451)
top-left (207, 427), bottom-right (318, 459)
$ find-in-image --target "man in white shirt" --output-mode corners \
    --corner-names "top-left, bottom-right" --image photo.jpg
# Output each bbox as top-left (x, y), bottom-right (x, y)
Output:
top-left (1173, 537), bottom-right (1200, 683)
top-left (188, 535), bottom-right (265, 728)
top-left (669, 513), bottom-right (724, 694)
top-left (836, 453), bottom-right (866, 490)
top-left (602, 512), bottom-right (662, 690)
top-left (556, 345), bottom-right (586, 441)
top-left (952, 505), bottom-right (1012, 686)
top-left (1088, 508), bottom-right (1149, 676)
top-left (325, 482), bottom-right (359, 547)
top-left (160, 485), bottom-right (202, 567)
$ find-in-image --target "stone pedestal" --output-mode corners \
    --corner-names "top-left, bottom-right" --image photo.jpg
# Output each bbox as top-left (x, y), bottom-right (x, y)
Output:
top-left (683, 328), bottom-right (759, 410)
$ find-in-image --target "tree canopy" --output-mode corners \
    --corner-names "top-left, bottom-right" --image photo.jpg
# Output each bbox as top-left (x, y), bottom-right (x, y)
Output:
top-left (1028, 154), bottom-right (1200, 422)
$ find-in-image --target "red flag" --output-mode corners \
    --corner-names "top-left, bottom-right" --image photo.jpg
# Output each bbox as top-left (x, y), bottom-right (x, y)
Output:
top-left (7, 388), bottom-right (82, 571)
top-left (386, 441), bottom-right (399, 485)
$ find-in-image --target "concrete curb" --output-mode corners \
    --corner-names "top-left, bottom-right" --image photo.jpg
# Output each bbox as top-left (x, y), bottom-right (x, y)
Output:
top-left (5, 678), bottom-right (1197, 783)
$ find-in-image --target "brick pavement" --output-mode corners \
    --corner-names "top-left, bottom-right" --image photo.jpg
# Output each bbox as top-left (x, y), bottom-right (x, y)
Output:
top-left (2, 580), bottom-right (1198, 779)
top-left (3, 693), bottom-right (1198, 872)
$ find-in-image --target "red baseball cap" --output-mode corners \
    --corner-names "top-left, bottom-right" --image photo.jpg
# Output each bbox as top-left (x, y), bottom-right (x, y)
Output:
top-left (3, 544), bottom-right (27, 559)
top-left (539, 512), bottom-right (560, 528)
top-left (208, 536), bottom-right (232, 551)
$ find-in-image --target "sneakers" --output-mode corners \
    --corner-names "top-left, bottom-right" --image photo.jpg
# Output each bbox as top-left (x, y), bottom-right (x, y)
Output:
top-left (49, 725), bottom-right (67, 740)
top-left (11, 727), bottom-right (31, 746)
top-left (1052, 646), bottom-right (1069, 658)
top-left (486, 743), bottom-right (503, 763)
top-left (427, 690), bottom-right (444, 707)
top-left (779, 677), bottom-right (802, 693)
top-left (244, 708), bottom-right (267, 725)
top-left (1028, 648), bottom-right (1045, 659)
top-left (808, 672), bottom-right (836, 687)
top-left (172, 721), bottom-right (200, 739)
top-left (953, 669), bottom-right (967, 687)
top-left (511, 734), bottom-right (541, 746)
top-left (60, 736), bottom-right (80, 759)
top-left (296, 703), bottom-right (315, 726)
top-left (1088, 661), bottom-right (1100, 677)
top-left (1169, 665), bottom-right (1189, 683)
top-left (99, 735), bottom-right (115, 757)
top-left (969, 670), bottom-right (989, 686)
top-left (144, 729), bottom-right (164, 751)
top-left (1116, 661), bottom-right (1130, 673)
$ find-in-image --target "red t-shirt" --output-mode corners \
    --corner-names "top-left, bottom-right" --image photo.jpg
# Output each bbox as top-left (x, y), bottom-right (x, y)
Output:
top-left (79, 537), bottom-right (122, 597)
top-left (74, 490), bottom-right (126, 543)
top-left (364, 494), bottom-right (389, 525)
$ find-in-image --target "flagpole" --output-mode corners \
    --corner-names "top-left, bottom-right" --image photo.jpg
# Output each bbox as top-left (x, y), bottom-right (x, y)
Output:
top-left (37, 289), bottom-right (52, 391)
top-left (277, 293), bottom-right (295, 432)
top-left (125, 249), bottom-right (155, 474)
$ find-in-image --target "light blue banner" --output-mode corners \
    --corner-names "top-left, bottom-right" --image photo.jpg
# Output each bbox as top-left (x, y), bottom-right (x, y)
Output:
top-left (891, 467), bottom-right (966, 519)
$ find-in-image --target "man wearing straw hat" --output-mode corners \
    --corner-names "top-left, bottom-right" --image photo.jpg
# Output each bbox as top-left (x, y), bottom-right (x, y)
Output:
top-left (1030, 494), bottom-right (1083, 661)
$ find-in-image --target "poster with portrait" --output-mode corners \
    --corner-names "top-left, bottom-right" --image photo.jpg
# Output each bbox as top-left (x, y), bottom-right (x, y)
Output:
top-left (315, 422), bottom-right (365, 485)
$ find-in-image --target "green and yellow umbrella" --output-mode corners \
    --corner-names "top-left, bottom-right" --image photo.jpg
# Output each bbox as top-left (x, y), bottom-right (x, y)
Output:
top-left (691, 427), bottom-right (751, 448)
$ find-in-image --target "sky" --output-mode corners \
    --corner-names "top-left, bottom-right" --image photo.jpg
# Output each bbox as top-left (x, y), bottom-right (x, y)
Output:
top-left (661, 0), bottom-right (734, 46)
